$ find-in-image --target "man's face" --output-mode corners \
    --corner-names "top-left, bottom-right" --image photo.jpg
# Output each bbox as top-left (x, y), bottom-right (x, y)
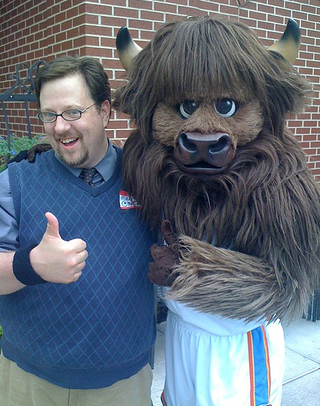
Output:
top-left (39, 74), bottom-right (111, 168)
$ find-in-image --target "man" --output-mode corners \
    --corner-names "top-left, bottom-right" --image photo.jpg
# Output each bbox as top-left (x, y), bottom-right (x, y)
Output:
top-left (0, 56), bottom-right (156, 406)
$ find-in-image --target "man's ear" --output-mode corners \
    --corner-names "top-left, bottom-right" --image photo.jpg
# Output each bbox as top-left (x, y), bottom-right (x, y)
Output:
top-left (100, 100), bottom-right (111, 128)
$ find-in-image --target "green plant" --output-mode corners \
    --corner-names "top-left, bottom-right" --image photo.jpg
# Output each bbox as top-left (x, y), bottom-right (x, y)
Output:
top-left (0, 134), bottom-right (45, 172)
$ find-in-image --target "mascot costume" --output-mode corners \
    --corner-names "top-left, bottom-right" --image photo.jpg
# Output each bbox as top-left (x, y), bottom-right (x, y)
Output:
top-left (114, 16), bottom-right (320, 406)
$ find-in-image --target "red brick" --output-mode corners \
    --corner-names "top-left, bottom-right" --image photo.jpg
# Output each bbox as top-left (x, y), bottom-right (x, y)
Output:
top-left (61, 20), bottom-right (72, 31)
top-left (301, 4), bottom-right (316, 13)
top-left (1, 0), bottom-right (319, 145)
top-left (112, 129), bottom-right (132, 139)
top-left (85, 4), bottom-right (112, 15)
top-left (257, 3), bottom-right (275, 14)
top-left (72, 15), bottom-right (86, 27)
top-left (268, 0), bottom-right (286, 6)
top-left (154, 2), bottom-right (177, 14)
top-left (128, 0), bottom-right (152, 10)
top-left (220, 5), bottom-right (239, 15)
top-left (257, 21), bottom-right (275, 31)
top-left (114, 7), bottom-right (139, 18)
top-left (100, 16), bottom-right (127, 28)
top-left (275, 7), bottom-right (291, 17)
top-left (177, 7), bottom-right (207, 18)
top-left (128, 19), bottom-right (152, 30)
top-left (190, 0), bottom-right (219, 12)
top-left (140, 10), bottom-right (165, 22)
top-left (238, 9), bottom-right (249, 19)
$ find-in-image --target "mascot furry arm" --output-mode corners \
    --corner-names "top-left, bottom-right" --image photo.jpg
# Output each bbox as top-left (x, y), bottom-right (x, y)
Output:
top-left (114, 17), bottom-right (320, 323)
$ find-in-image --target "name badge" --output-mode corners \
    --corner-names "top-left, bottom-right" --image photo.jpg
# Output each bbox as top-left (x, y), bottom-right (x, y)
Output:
top-left (119, 190), bottom-right (140, 210)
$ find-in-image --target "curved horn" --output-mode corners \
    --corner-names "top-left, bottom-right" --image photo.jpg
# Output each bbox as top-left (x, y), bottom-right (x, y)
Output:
top-left (268, 18), bottom-right (301, 63)
top-left (116, 26), bottom-right (142, 71)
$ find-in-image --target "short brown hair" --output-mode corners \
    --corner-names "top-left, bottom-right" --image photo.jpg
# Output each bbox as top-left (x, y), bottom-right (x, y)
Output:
top-left (35, 56), bottom-right (111, 108)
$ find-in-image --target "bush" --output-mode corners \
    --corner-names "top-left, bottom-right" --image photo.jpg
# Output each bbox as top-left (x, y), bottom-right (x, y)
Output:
top-left (0, 134), bottom-right (45, 172)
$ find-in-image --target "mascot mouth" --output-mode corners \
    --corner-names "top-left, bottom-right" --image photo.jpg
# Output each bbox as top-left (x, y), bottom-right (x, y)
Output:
top-left (175, 160), bottom-right (228, 175)
top-left (174, 132), bottom-right (235, 175)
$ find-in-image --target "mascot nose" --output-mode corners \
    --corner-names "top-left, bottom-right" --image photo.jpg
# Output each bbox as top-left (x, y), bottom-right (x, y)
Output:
top-left (175, 132), bottom-right (235, 173)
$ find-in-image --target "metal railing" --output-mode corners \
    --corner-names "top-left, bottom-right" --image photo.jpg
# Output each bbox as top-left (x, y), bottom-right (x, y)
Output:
top-left (0, 61), bottom-right (46, 149)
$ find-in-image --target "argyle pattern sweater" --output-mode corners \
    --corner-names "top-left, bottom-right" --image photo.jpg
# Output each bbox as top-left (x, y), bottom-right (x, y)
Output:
top-left (0, 148), bottom-right (156, 389)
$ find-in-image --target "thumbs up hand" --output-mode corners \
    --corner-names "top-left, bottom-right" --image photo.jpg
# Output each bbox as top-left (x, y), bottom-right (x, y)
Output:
top-left (29, 212), bottom-right (88, 284)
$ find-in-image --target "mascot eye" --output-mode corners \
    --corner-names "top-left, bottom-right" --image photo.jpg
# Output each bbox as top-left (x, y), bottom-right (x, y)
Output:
top-left (214, 99), bottom-right (237, 118)
top-left (179, 101), bottom-right (200, 119)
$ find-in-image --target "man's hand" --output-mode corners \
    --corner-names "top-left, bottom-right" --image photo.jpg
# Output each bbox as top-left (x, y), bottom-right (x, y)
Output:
top-left (148, 220), bottom-right (179, 286)
top-left (29, 212), bottom-right (87, 284)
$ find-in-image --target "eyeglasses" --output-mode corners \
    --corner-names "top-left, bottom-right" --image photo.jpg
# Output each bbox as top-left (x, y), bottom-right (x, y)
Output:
top-left (37, 103), bottom-right (98, 123)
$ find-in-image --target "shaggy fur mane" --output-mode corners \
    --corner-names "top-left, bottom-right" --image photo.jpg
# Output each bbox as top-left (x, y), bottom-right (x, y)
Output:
top-left (114, 16), bottom-right (320, 321)
top-left (113, 16), bottom-right (311, 136)
top-left (123, 126), bottom-right (320, 320)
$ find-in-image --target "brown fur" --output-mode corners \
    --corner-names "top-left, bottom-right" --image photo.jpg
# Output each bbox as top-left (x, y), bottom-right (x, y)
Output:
top-left (114, 16), bottom-right (320, 321)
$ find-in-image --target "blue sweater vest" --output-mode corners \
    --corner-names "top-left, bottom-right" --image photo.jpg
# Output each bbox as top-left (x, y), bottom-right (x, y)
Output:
top-left (0, 148), bottom-right (156, 389)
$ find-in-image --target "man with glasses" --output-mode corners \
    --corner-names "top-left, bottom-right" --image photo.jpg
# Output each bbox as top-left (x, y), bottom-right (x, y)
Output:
top-left (0, 56), bottom-right (156, 406)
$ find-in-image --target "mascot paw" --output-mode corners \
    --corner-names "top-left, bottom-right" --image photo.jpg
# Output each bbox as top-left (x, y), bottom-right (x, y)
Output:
top-left (148, 220), bottom-right (179, 286)
top-left (7, 143), bottom-right (52, 165)
top-left (26, 143), bottom-right (52, 162)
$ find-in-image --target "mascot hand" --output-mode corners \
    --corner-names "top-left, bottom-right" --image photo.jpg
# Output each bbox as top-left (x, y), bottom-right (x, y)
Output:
top-left (149, 220), bottom-right (179, 286)
top-left (7, 143), bottom-right (52, 165)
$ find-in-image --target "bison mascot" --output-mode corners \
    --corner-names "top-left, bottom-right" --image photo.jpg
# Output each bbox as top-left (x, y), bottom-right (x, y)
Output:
top-left (114, 16), bottom-right (320, 406)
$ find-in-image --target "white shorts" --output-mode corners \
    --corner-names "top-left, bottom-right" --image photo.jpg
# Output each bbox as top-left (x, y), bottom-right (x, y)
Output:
top-left (162, 309), bottom-right (285, 406)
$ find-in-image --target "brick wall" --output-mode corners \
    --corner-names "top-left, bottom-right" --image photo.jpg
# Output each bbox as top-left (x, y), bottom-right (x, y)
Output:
top-left (0, 0), bottom-right (319, 180)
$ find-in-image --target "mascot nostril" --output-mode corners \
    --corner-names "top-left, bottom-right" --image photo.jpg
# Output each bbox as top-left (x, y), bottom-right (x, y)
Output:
top-left (175, 132), bottom-right (234, 174)
top-left (208, 134), bottom-right (230, 153)
top-left (179, 133), bottom-right (198, 154)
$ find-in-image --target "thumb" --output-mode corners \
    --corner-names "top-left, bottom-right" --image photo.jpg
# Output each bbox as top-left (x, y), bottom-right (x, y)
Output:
top-left (161, 220), bottom-right (177, 245)
top-left (44, 212), bottom-right (61, 239)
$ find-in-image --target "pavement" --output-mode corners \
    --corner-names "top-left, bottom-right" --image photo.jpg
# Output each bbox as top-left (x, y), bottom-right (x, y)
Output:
top-left (151, 317), bottom-right (320, 406)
